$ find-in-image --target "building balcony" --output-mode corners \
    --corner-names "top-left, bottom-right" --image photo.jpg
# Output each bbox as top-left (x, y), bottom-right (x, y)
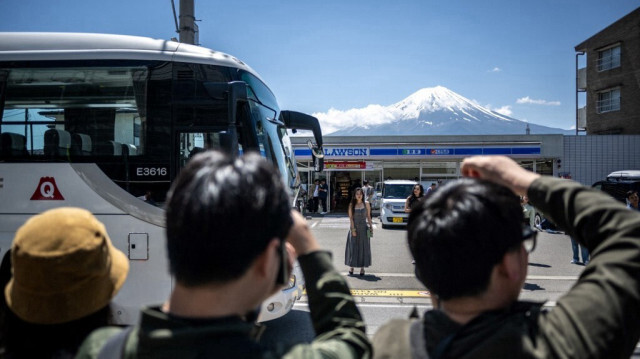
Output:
top-left (578, 106), bottom-right (587, 129)
top-left (577, 67), bottom-right (586, 91)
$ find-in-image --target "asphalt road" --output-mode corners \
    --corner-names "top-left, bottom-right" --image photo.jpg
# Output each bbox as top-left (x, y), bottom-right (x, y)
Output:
top-left (262, 212), bottom-right (640, 357)
top-left (305, 212), bottom-right (587, 302)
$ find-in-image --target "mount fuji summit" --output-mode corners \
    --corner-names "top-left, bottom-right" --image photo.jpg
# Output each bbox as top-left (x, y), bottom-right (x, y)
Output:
top-left (323, 86), bottom-right (571, 136)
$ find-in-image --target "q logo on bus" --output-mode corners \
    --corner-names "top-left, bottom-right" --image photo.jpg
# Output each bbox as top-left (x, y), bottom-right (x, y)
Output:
top-left (30, 177), bottom-right (65, 200)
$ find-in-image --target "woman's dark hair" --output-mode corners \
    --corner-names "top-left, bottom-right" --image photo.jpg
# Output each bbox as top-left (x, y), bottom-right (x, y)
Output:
top-left (408, 178), bottom-right (522, 300)
top-left (409, 184), bottom-right (424, 200)
top-left (349, 187), bottom-right (364, 211)
top-left (165, 151), bottom-right (293, 286)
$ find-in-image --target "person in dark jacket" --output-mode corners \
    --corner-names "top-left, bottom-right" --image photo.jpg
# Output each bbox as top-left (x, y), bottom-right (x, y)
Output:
top-left (374, 155), bottom-right (640, 359)
top-left (318, 178), bottom-right (329, 214)
top-left (77, 151), bottom-right (370, 359)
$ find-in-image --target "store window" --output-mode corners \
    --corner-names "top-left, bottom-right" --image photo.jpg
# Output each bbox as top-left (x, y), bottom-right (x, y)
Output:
top-left (536, 160), bottom-right (554, 176)
top-left (519, 161), bottom-right (534, 172)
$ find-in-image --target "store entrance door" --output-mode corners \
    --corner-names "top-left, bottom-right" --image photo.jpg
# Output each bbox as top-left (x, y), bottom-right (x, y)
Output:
top-left (332, 171), bottom-right (352, 213)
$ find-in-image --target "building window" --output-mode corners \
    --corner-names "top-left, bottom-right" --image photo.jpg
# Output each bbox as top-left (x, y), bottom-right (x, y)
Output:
top-left (597, 88), bottom-right (620, 113)
top-left (597, 45), bottom-right (621, 71)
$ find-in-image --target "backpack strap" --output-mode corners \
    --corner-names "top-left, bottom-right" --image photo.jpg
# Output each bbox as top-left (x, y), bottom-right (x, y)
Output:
top-left (97, 326), bottom-right (134, 359)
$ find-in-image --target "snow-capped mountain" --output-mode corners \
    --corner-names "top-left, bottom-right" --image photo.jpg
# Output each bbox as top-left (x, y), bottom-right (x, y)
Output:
top-left (320, 86), bottom-right (571, 136)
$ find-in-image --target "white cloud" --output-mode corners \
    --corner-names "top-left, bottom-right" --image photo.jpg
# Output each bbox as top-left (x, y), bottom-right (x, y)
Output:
top-left (481, 102), bottom-right (513, 117)
top-left (488, 67), bottom-right (501, 72)
top-left (516, 96), bottom-right (561, 106)
top-left (312, 105), bottom-right (401, 134)
top-left (491, 105), bottom-right (513, 117)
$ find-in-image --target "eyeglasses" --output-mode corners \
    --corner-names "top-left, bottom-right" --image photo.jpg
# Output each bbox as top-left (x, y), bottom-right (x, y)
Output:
top-left (521, 225), bottom-right (537, 254)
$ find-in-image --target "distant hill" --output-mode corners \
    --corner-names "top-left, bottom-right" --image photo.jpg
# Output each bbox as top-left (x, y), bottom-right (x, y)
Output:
top-left (324, 86), bottom-right (572, 136)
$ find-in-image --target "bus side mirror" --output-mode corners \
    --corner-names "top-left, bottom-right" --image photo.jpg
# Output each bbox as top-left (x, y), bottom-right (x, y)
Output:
top-left (280, 111), bottom-right (324, 172)
top-left (280, 110), bottom-right (323, 149)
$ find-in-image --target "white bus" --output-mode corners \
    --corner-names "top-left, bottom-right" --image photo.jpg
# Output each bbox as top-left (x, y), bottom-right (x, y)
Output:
top-left (0, 32), bottom-right (324, 324)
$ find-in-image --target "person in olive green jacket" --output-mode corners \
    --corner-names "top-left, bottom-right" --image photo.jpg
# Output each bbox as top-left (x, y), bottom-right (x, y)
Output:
top-left (76, 151), bottom-right (370, 359)
top-left (374, 155), bottom-right (640, 359)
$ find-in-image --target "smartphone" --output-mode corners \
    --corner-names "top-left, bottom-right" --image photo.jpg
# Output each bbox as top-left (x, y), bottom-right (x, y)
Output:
top-left (275, 240), bottom-right (289, 285)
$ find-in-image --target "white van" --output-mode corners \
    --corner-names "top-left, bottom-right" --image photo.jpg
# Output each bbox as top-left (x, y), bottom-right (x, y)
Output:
top-left (380, 180), bottom-right (417, 228)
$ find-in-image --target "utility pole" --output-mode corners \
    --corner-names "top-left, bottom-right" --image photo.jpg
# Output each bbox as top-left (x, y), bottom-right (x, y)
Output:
top-left (179, 0), bottom-right (196, 45)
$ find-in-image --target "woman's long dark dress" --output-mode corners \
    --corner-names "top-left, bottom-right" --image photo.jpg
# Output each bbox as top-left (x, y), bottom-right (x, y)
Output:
top-left (345, 206), bottom-right (372, 267)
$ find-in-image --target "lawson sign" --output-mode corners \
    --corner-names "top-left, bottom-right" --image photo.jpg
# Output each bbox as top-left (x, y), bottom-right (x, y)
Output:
top-left (294, 146), bottom-right (541, 158)
top-left (323, 147), bottom-right (369, 157)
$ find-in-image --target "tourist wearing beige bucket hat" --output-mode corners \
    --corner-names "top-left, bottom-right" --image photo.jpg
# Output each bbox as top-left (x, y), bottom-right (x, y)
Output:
top-left (0, 207), bottom-right (129, 358)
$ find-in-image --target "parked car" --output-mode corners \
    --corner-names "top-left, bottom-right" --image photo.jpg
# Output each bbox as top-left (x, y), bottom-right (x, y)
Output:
top-left (371, 182), bottom-right (383, 210)
top-left (380, 180), bottom-right (417, 228)
top-left (592, 170), bottom-right (640, 204)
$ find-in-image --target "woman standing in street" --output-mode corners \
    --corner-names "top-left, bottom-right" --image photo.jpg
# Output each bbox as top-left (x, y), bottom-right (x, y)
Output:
top-left (405, 184), bottom-right (424, 213)
top-left (345, 188), bottom-right (373, 276)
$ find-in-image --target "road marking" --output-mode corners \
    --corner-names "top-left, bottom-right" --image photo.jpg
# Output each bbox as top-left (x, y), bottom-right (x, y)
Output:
top-left (527, 275), bottom-right (578, 280)
top-left (350, 289), bottom-right (431, 297)
top-left (302, 288), bottom-right (430, 297)
top-left (296, 302), bottom-right (559, 311)
top-left (299, 274), bottom-right (580, 299)
top-left (295, 302), bottom-right (430, 310)
top-left (341, 272), bottom-right (579, 281)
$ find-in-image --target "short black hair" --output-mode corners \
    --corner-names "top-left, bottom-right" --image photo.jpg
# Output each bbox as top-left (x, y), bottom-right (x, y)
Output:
top-left (627, 190), bottom-right (638, 199)
top-left (165, 151), bottom-right (293, 286)
top-left (408, 178), bottom-right (522, 300)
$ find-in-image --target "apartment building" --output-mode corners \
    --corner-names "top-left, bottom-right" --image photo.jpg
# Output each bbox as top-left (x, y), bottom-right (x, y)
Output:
top-left (575, 7), bottom-right (640, 134)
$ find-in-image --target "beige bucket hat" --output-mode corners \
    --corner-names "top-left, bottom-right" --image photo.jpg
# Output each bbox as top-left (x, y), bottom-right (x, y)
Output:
top-left (4, 207), bottom-right (129, 324)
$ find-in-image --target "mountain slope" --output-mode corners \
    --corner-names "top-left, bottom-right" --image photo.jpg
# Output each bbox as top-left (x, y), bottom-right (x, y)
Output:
top-left (324, 86), bottom-right (571, 136)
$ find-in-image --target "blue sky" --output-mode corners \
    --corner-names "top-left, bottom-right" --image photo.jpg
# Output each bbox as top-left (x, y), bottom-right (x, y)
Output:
top-left (1, 1), bottom-right (638, 131)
